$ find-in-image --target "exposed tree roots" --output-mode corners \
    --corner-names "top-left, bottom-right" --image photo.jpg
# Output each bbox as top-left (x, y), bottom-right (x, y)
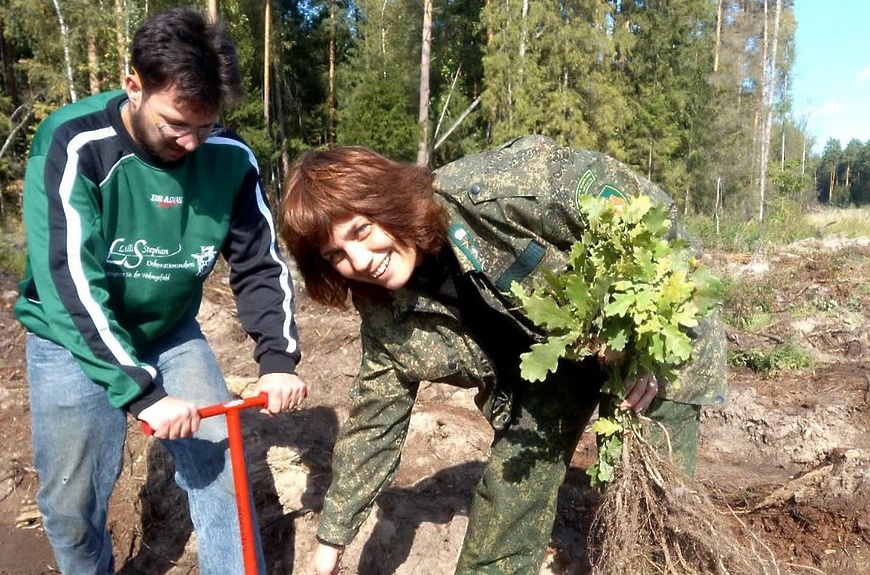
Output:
top-left (589, 420), bottom-right (781, 575)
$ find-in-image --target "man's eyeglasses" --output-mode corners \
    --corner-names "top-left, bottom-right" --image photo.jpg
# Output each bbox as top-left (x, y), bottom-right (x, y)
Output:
top-left (145, 99), bottom-right (225, 140)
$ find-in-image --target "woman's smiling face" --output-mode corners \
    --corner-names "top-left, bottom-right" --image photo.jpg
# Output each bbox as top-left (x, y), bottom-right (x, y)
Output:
top-left (321, 215), bottom-right (419, 291)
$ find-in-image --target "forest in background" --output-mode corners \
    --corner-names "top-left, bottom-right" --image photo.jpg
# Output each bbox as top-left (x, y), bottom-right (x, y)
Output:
top-left (0, 0), bottom-right (867, 238)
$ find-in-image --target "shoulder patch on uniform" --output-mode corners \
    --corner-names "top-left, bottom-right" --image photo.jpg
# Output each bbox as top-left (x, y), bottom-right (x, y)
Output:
top-left (598, 184), bottom-right (629, 209)
top-left (574, 169), bottom-right (598, 209)
top-left (447, 223), bottom-right (482, 272)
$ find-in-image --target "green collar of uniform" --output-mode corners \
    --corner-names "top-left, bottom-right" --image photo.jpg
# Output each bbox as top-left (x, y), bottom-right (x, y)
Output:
top-left (447, 223), bottom-right (482, 273)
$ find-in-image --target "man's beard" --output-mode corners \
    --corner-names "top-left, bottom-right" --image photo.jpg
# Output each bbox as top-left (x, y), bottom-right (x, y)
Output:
top-left (130, 110), bottom-right (183, 164)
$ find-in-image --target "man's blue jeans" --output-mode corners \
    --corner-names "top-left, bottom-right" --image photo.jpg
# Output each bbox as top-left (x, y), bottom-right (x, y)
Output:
top-left (26, 321), bottom-right (266, 575)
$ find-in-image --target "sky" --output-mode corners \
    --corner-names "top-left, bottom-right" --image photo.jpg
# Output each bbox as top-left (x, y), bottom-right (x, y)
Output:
top-left (791, 2), bottom-right (870, 153)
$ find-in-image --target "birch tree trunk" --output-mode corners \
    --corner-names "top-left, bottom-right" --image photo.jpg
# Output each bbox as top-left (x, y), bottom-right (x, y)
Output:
top-left (115, 0), bottom-right (129, 84)
top-left (507, 6), bottom-right (513, 127)
top-left (433, 96), bottom-right (481, 151)
top-left (208, 0), bottom-right (218, 22)
top-left (780, 74), bottom-right (787, 170)
top-left (758, 0), bottom-right (782, 222)
top-left (87, 26), bottom-right (101, 95)
top-left (264, 0), bottom-right (271, 133)
top-left (380, 0), bottom-right (389, 59)
top-left (0, 103), bottom-right (31, 165)
top-left (513, 0), bottom-right (530, 126)
top-left (432, 65), bottom-right (461, 146)
top-left (0, 103), bottom-right (32, 215)
top-left (416, 0), bottom-right (432, 166)
top-left (51, 0), bottom-right (77, 102)
top-left (519, 0), bottom-right (528, 70)
top-left (713, 0), bottom-right (723, 72)
top-left (801, 134), bottom-right (808, 175)
top-left (753, 0), bottom-right (768, 187)
top-left (327, 0), bottom-right (336, 145)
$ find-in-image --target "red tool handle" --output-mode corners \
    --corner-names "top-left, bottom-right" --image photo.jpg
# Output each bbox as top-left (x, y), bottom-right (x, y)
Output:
top-left (139, 393), bottom-right (269, 436)
top-left (139, 393), bottom-right (268, 574)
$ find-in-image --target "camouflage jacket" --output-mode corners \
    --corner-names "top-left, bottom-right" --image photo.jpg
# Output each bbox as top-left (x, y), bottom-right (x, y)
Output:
top-left (432, 134), bottom-right (727, 406)
top-left (316, 135), bottom-right (728, 546)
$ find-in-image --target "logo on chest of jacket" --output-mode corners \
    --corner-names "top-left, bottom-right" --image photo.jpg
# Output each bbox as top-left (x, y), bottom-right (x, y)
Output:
top-left (106, 238), bottom-right (182, 270)
top-left (151, 194), bottom-right (184, 208)
top-left (193, 245), bottom-right (218, 277)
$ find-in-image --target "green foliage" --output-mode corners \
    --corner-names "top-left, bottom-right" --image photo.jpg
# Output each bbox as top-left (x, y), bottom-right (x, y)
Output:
top-left (770, 160), bottom-right (813, 201)
top-left (806, 206), bottom-right (870, 238)
top-left (729, 342), bottom-right (811, 376)
top-left (0, 0), bottom-right (817, 238)
top-left (0, 237), bottom-right (25, 278)
top-left (224, 97), bottom-right (274, 163)
top-left (511, 195), bottom-right (722, 487)
top-left (0, 100), bottom-right (30, 219)
top-left (480, 0), bottom-right (629, 153)
top-left (336, 67), bottom-right (420, 162)
top-left (513, 195), bottom-right (722, 386)
top-left (719, 274), bottom-right (776, 331)
top-left (684, 198), bottom-right (870, 257)
top-left (682, 197), bottom-right (817, 253)
top-left (813, 137), bottom-right (870, 206)
top-left (588, 413), bottom-right (626, 489)
top-left (614, 0), bottom-right (716, 195)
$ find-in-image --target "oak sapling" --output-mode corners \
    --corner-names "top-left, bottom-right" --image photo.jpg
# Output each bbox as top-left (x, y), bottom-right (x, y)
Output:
top-left (512, 194), bottom-right (777, 575)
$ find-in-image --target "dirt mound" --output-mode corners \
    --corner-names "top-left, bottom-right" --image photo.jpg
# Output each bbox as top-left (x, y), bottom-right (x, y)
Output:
top-left (1, 241), bottom-right (869, 574)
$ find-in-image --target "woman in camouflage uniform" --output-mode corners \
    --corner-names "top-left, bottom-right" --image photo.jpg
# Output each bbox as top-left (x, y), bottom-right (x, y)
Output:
top-left (279, 135), bottom-right (727, 575)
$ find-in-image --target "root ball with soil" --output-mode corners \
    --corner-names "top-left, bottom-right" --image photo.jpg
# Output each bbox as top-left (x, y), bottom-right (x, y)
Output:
top-left (589, 417), bottom-right (780, 575)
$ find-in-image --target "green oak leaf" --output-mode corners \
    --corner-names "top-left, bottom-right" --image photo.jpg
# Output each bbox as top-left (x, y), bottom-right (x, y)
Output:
top-left (591, 417), bottom-right (623, 437)
top-left (519, 333), bottom-right (576, 382)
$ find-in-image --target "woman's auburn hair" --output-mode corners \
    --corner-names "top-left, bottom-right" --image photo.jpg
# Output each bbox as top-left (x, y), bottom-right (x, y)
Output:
top-left (279, 146), bottom-right (448, 307)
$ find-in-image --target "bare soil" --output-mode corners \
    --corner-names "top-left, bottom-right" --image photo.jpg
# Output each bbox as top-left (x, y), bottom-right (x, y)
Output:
top-left (1, 238), bottom-right (868, 575)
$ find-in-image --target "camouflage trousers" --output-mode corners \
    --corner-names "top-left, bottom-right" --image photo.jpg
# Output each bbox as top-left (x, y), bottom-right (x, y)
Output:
top-left (454, 361), bottom-right (700, 575)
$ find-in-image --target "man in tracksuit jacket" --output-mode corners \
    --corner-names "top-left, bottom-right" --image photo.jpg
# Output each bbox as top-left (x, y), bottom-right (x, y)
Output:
top-left (14, 8), bottom-right (307, 574)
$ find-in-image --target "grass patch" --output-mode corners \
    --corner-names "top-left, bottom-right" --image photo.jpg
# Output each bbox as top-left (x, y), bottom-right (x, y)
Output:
top-left (684, 199), bottom-right (817, 253)
top-left (719, 274), bottom-right (776, 330)
top-left (0, 239), bottom-right (25, 278)
top-left (736, 311), bottom-right (774, 331)
top-left (729, 342), bottom-right (812, 376)
top-left (684, 203), bottom-right (870, 254)
top-left (788, 300), bottom-right (817, 319)
top-left (806, 206), bottom-right (870, 237)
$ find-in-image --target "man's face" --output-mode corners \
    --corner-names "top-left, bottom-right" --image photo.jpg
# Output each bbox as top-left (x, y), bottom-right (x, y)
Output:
top-left (126, 80), bottom-right (221, 163)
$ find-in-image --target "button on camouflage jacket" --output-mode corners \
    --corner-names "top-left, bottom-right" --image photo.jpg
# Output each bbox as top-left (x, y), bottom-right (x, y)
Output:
top-left (316, 135), bottom-right (728, 546)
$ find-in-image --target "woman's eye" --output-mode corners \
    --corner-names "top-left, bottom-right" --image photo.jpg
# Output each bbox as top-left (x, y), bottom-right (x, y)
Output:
top-left (356, 223), bottom-right (371, 238)
top-left (321, 250), bottom-right (342, 265)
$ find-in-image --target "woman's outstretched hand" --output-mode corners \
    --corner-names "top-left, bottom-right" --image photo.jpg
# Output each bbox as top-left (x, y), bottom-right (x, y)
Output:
top-left (310, 542), bottom-right (344, 575)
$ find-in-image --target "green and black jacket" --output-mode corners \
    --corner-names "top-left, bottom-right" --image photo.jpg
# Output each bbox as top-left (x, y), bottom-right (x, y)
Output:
top-left (15, 91), bottom-right (300, 416)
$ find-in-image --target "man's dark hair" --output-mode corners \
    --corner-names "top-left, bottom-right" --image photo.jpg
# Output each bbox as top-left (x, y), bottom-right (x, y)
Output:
top-left (132, 7), bottom-right (243, 113)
